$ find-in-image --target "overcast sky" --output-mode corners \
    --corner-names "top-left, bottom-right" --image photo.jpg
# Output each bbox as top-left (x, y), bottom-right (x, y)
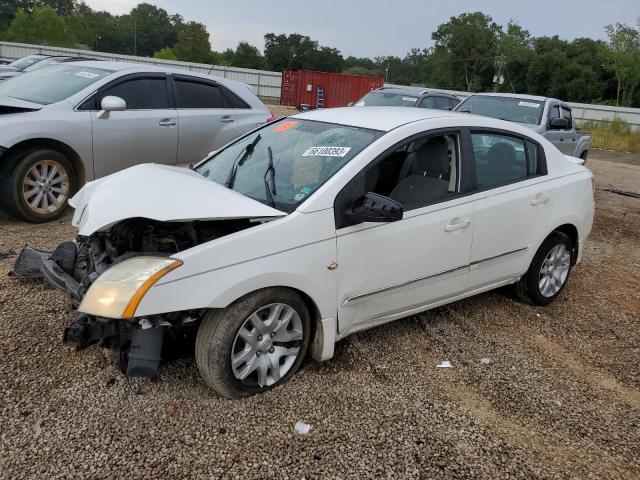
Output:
top-left (83, 0), bottom-right (639, 57)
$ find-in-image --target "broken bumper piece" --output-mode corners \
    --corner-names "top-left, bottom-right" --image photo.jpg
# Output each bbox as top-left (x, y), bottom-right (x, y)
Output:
top-left (11, 243), bottom-right (83, 305)
top-left (63, 314), bottom-right (165, 377)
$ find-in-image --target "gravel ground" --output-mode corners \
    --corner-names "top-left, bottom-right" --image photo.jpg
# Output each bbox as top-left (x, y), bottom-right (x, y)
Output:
top-left (0, 149), bottom-right (639, 479)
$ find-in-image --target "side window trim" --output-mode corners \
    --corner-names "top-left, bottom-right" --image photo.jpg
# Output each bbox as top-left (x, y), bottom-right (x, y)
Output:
top-left (334, 128), bottom-right (465, 229)
top-left (467, 127), bottom-right (548, 192)
top-left (78, 73), bottom-right (172, 111)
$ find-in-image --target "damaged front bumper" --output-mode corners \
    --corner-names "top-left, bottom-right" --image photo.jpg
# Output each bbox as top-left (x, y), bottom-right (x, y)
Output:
top-left (11, 243), bottom-right (176, 377)
top-left (11, 243), bottom-right (84, 305)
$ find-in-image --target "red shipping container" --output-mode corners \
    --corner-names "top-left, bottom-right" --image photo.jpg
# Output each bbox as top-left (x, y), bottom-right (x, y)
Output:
top-left (280, 70), bottom-right (384, 109)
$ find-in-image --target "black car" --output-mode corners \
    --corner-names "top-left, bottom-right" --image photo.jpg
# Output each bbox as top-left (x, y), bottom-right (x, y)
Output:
top-left (352, 86), bottom-right (460, 110)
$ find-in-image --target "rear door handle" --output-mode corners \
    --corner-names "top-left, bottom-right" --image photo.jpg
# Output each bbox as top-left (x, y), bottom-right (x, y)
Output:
top-left (159, 118), bottom-right (176, 127)
top-left (444, 218), bottom-right (471, 232)
top-left (221, 116), bottom-right (234, 123)
top-left (531, 194), bottom-right (550, 206)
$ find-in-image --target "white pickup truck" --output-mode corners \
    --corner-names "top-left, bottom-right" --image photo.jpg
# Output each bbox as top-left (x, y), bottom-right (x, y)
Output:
top-left (455, 93), bottom-right (592, 161)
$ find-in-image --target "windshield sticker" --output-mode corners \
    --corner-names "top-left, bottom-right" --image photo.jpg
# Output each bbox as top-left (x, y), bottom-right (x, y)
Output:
top-left (302, 146), bottom-right (351, 157)
top-left (402, 96), bottom-right (418, 102)
top-left (75, 71), bottom-right (100, 79)
top-left (294, 193), bottom-right (307, 202)
top-left (273, 120), bottom-right (299, 133)
top-left (518, 101), bottom-right (540, 108)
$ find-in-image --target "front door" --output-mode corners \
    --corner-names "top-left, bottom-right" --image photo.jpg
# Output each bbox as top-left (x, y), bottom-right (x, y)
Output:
top-left (91, 75), bottom-right (178, 178)
top-left (545, 104), bottom-right (577, 155)
top-left (335, 132), bottom-right (473, 335)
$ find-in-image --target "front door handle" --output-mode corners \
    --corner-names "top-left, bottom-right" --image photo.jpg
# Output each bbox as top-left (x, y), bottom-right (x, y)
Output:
top-left (159, 118), bottom-right (176, 127)
top-left (444, 218), bottom-right (471, 232)
top-left (221, 116), bottom-right (234, 123)
top-left (531, 194), bottom-right (550, 206)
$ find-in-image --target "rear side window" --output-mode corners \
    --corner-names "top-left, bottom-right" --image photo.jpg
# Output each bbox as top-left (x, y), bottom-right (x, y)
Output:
top-left (434, 97), bottom-right (451, 110)
top-left (471, 133), bottom-right (528, 189)
top-left (175, 80), bottom-right (225, 108)
top-left (222, 87), bottom-right (250, 109)
top-left (100, 77), bottom-right (170, 109)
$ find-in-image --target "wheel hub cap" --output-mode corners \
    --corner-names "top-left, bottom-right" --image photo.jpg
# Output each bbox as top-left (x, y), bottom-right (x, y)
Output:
top-left (231, 303), bottom-right (303, 387)
top-left (538, 244), bottom-right (571, 297)
top-left (22, 159), bottom-right (69, 214)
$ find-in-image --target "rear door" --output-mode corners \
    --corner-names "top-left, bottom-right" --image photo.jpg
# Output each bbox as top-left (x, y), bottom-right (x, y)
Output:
top-left (172, 75), bottom-right (248, 165)
top-left (467, 130), bottom-right (552, 288)
top-left (89, 74), bottom-right (178, 178)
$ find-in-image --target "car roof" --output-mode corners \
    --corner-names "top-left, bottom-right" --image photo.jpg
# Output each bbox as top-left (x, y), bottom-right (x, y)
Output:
top-left (375, 86), bottom-right (459, 98)
top-left (292, 106), bottom-right (461, 131)
top-left (467, 92), bottom-right (566, 105)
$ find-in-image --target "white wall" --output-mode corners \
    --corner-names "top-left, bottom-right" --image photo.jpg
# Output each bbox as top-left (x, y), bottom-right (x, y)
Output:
top-left (0, 41), bottom-right (282, 99)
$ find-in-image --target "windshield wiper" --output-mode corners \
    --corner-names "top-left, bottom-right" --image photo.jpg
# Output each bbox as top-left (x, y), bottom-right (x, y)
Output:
top-left (225, 134), bottom-right (261, 189)
top-left (263, 146), bottom-right (277, 208)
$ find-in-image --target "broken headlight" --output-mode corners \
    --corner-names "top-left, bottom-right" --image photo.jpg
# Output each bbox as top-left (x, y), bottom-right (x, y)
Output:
top-left (78, 257), bottom-right (182, 319)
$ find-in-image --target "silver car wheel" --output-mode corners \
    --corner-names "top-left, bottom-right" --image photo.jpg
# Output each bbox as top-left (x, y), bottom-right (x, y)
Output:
top-left (231, 303), bottom-right (303, 387)
top-left (22, 159), bottom-right (69, 215)
top-left (538, 244), bottom-right (571, 297)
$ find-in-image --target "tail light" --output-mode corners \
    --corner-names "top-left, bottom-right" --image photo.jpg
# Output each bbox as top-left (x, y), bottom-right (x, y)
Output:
top-left (266, 112), bottom-right (276, 123)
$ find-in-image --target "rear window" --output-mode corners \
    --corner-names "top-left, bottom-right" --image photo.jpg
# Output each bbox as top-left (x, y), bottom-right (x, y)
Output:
top-left (175, 80), bottom-right (225, 108)
top-left (456, 96), bottom-right (544, 125)
top-left (355, 91), bottom-right (419, 107)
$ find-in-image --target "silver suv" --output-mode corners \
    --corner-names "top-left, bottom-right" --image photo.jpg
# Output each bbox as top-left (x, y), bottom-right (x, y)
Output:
top-left (0, 61), bottom-right (273, 222)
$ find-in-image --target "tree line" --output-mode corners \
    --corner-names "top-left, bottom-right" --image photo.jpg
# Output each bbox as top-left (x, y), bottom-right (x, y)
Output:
top-left (1, 2), bottom-right (639, 107)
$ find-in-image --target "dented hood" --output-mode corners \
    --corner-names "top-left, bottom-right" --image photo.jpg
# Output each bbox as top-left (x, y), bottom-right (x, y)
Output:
top-left (69, 163), bottom-right (286, 236)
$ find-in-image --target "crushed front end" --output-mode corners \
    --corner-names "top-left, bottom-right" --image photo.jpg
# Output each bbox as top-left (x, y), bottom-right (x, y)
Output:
top-left (11, 217), bottom-right (255, 377)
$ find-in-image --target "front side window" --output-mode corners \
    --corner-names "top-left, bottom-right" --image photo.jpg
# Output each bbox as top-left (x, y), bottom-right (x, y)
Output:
top-left (456, 96), bottom-right (544, 125)
top-left (100, 77), bottom-right (170, 109)
top-left (355, 91), bottom-right (419, 107)
top-left (419, 97), bottom-right (435, 109)
top-left (0, 65), bottom-right (112, 105)
top-left (471, 132), bottom-right (544, 189)
top-left (335, 133), bottom-right (460, 227)
top-left (196, 119), bottom-right (382, 212)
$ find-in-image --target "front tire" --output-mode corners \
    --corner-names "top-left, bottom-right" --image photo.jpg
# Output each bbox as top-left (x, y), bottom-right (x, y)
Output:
top-left (0, 149), bottom-right (76, 223)
top-left (515, 232), bottom-right (573, 306)
top-left (195, 288), bottom-right (312, 398)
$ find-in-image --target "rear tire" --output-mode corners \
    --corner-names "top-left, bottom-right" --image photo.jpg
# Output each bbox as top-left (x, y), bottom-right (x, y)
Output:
top-left (0, 149), bottom-right (76, 223)
top-left (515, 232), bottom-right (573, 306)
top-left (195, 288), bottom-right (311, 398)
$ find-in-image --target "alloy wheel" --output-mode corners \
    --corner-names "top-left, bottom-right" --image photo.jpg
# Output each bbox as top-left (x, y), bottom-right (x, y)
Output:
top-left (22, 159), bottom-right (70, 215)
top-left (231, 303), bottom-right (304, 387)
top-left (538, 244), bottom-right (571, 297)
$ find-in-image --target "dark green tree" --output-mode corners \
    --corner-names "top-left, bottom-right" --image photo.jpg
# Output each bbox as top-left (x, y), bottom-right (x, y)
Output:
top-left (5, 5), bottom-right (76, 46)
top-left (431, 12), bottom-right (501, 91)
top-left (173, 21), bottom-right (212, 63)
top-left (232, 41), bottom-right (265, 69)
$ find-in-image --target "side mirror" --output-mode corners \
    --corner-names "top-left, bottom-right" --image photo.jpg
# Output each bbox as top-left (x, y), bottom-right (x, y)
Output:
top-left (344, 192), bottom-right (403, 224)
top-left (549, 117), bottom-right (569, 130)
top-left (97, 95), bottom-right (126, 119)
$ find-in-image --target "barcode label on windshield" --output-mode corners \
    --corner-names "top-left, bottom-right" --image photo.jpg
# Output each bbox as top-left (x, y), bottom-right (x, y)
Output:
top-left (519, 101), bottom-right (540, 108)
top-left (75, 71), bottom-right (100, 79)
top-left (302, 146), bottom-right (351, 157)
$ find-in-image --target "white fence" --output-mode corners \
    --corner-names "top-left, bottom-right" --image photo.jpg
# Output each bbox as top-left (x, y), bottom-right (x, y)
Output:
top-left (0, 41), bottom-right (282, 100)
top-left (2, 41), bottom-right (640, 129)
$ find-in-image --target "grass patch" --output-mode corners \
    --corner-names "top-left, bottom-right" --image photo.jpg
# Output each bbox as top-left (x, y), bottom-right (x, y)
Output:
top-left (579, 119), bottom-right (640, 153)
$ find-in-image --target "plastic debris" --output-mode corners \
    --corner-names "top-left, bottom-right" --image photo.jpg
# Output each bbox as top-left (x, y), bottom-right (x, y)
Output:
top-left (436, 360), bottom-right (452, 368)
top-left (479, 358), bottom-right (491, 364)
top-left (294, 420), bottom-right (311, 434)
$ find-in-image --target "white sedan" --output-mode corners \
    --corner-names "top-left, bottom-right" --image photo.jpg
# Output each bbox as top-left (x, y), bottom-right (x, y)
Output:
top-left (13, 107), bottom-right (594, 397)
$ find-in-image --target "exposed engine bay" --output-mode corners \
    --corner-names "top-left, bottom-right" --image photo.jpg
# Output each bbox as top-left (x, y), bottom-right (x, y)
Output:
top-left (11, 217), bottom-right (259, 376)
